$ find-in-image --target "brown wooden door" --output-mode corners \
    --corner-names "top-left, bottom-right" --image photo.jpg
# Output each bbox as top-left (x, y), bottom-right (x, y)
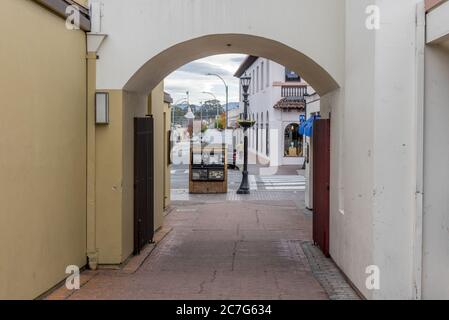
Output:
top-left (134, 116), bottom-right (154, 255)
top-left (313, 119), bottom-right (331, 257)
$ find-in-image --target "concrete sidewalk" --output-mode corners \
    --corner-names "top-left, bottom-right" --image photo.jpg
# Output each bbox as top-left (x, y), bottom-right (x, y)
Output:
top-left (46, 200), bottom-right (333, 300)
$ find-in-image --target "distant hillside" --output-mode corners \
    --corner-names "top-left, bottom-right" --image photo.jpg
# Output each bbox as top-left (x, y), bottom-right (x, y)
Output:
top-left (173, 102), bottom-right (239, 111)
top-left (222, 102), bottom-right (240, 110)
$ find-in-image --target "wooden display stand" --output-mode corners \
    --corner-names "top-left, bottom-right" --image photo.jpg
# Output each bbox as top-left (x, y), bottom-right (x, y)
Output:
top-left (189, 143), bottom-right (228, 194)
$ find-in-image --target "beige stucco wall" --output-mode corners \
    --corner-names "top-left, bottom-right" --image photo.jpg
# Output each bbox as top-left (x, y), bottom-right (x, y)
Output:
top-left (95, 84), bottom-right (170, 264)
top-left (74, 0), bottom-right (89, 7)
top-left (148, 83), bottom-right (170, 230)
top-left (95, 90), bottom-right (124, 264)
top-left (95, 90), bottom-right (148, 264)
top-left (0, 0), bottom-right (87, 299)
top-left (122, 91), bottom-right (149, 258)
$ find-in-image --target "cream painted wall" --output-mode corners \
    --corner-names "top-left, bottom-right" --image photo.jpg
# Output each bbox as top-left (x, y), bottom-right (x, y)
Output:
top-left (149, 83), bottom-right (169, 231)
top-left (96, 0), bottom-right (344, 96)
top-left (95, 89), bottom-right (149, 264)
top-left (74, 0), bottom-right (89, 7)
top-left (95, 85), bottom-right (169, 264)
top-left (95, 90), bottom-right (124, 264)
top-left (0, 0), bottom-right (87, 299)
top-left (122, 91), bottom-right (149, 258)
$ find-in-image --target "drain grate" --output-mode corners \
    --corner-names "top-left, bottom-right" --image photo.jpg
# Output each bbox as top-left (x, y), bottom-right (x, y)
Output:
top-left (301, 241), bottom-right (361, 300)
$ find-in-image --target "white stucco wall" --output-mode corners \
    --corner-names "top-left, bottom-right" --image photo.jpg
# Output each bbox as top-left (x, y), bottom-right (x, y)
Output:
top-left (371, 0), bottom-right (419, 299)
top-left (329, 0), bottom-right (422, 300)
top-left (423, 44), bottom-right (449, 300)
top-left (95, 0), bottom-right (344, 95)
top-left (243, 58), bottom-right (312, 166)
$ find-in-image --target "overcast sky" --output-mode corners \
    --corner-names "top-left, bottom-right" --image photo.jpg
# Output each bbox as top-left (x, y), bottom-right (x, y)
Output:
top-left (165, 54), bottom-right (247, 106)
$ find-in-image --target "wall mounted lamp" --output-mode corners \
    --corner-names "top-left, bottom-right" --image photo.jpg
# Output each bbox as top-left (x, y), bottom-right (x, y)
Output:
top-left (95, 92), bottom-right (109, 124)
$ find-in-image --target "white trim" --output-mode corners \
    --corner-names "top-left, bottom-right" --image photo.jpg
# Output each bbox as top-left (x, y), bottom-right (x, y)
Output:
top-left (412, 2), bottom-right (425, 300)
top-left (426, 0), bottom-right (449, 43)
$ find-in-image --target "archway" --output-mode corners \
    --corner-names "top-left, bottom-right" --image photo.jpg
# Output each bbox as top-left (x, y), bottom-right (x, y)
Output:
top-left (123, 34), bottom-right (340, 96)
top-left (92, 33), bottom-right (343, 288)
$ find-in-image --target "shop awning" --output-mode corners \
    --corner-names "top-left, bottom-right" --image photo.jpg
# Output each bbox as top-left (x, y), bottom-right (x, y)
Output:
top-left (299, 115), bottom-right (320, 137)
top-left (273, 97), bottom-right (306, 111)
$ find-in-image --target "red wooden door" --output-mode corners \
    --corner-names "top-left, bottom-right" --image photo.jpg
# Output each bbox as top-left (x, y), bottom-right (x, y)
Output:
top-left (313, 119), bottom-right (331, 257)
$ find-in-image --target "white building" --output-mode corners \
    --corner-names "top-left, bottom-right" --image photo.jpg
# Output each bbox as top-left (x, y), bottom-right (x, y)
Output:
top-left (234, 56), bottom-right (320, 166)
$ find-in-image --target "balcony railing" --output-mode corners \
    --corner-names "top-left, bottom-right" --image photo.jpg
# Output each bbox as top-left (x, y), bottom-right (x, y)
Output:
top-left (281, 85), bottom-right (308, 98)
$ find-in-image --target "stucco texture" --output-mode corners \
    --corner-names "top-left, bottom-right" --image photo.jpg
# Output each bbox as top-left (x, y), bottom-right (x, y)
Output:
top-left (94, 84), bottom-right (170, 265)
top-left (0, 0), bottom-right (87, 299)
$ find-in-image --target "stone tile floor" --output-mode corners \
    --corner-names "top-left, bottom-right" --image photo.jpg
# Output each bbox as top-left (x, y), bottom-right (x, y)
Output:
top-left (46, 196), bottom-right (358, 300)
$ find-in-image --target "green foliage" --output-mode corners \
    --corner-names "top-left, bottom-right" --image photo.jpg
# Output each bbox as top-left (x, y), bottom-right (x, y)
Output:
top-left (215, 112), bottom-right (226, 130)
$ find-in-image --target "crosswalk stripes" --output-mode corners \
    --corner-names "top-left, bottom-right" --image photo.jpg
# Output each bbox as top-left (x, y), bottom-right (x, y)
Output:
top-left (171, 167), bottom-right (307, 192)
top-left (249, 175), bottom-right (258, 190)
top-left (257, 175), bottom-right (306, 191)
top-left (171, 169), bottom-right (191, 174)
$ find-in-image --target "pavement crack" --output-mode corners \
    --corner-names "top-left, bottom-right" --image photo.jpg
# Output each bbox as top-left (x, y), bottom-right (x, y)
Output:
top-left (198, 270), bottom-right (218, 294)
top-left (64, 271), bottom-right (100, 300)
top-left (231, 241), bottom-right (240, 271)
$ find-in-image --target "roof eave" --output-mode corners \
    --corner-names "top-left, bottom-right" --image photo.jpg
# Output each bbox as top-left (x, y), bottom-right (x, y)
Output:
top-left (234, 55), bottom-right (259, 78)
top-left (33, 0), bottom-right (91, 32)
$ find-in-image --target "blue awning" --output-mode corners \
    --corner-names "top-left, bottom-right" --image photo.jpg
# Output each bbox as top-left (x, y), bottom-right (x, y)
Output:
top-left (300, 115), bottom-right (320, 137)
top-left (299, 119), bottom-right (308, 135)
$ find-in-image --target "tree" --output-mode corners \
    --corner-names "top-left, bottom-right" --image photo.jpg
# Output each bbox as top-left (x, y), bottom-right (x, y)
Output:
top-left (215, 112), bottom-right (226, 130)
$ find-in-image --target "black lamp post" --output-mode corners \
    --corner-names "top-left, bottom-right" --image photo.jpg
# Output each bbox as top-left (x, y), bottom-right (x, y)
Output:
top-left (237, 74), bottom-right (253, 195)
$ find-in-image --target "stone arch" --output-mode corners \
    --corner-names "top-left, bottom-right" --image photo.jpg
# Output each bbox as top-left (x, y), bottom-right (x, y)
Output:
top-left (122, 34), bottom-right (340, 96)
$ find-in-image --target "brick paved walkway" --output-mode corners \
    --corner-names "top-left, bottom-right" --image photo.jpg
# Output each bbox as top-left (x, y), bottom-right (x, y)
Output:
top-left (301, 242), bottom-right (360, 300)
top-left (46, 200), bottom-right (331, 300)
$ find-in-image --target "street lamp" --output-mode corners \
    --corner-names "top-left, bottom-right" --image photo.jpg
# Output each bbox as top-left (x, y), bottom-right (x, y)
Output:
top-left (237, 74), bottom-right (253, 195)
top-left (206, 73), bottom-right (229, 128)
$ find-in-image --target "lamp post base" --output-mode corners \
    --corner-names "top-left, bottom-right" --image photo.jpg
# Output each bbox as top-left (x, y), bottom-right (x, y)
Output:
top-left (237, 171), bottom-right (250, 195)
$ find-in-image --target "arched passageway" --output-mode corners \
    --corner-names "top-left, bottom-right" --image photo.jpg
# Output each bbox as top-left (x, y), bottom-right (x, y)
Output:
top-left (90, 31), bottom-right (342, 293)
top-left (123, 34), bottom-right (340, 96)
top-left (88, 0), bottom-right (425, 300)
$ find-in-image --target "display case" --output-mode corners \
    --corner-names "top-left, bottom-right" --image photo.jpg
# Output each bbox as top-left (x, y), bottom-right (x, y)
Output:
top-left (189, 143), bottom-right (227, 194)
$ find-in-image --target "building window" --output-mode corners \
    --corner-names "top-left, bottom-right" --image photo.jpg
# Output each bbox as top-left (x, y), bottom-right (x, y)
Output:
top-left (284, 123), bottom-right (303, 157)
top-left (285, 69), bottom-right (301, 82)
top-left (256, 66), bottom-right (260, 92)
top-left (252, 113), bottom-right (255, 148)
top-left (252, 70), bottom-right (255, 93)
top-left (266, 111), bottom-right (270, 156)
top-left (266, 61), bottom-right (270, 87)
top-left (256, 113), bottom-right (259, 152)
top-left (260, 112), bottom-right (264, 155)
top-left (261, 62), bottom-right (264, 91)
